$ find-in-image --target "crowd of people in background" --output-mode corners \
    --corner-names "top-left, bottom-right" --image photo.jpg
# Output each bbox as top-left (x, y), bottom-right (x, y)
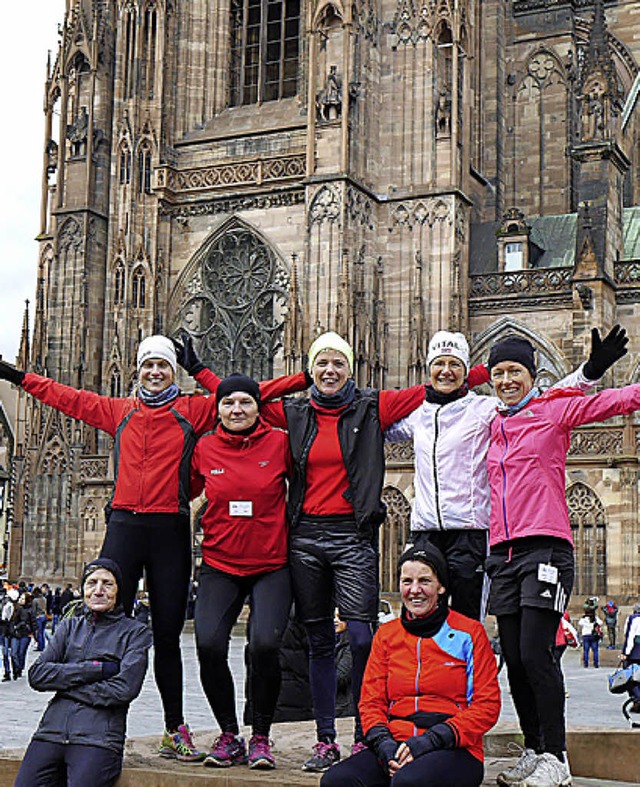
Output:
top-left (1, 322), bottom-right (640, 787)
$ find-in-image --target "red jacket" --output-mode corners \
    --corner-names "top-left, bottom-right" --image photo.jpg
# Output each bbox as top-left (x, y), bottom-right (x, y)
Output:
top-left (191, 419), bottom-right (291, 575)
top-left (22, 371), bottom-right (306, 516)
top-left (359, 610), bottom-right (500, 763)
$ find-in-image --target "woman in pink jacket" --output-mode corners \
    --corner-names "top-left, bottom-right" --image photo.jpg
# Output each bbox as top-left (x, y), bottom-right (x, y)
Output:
top-left (484, 335), bottom-right (640, 787)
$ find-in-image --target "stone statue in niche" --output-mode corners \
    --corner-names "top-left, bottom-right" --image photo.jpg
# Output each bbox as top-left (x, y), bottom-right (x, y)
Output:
top-left (316, 66), bottom-right (342, 122)
top-left (67, 106), bottom-right (89, 157)
top-left (46, 139), bottom-right (59, 175)
top-left (435, 91), bottom-right (451, 137)
top-left (581, 81), bottom-right (605, 141)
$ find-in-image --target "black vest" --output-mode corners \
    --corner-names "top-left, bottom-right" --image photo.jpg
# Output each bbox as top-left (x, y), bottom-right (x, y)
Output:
top-left (284, 390), bottom-right (387, 531)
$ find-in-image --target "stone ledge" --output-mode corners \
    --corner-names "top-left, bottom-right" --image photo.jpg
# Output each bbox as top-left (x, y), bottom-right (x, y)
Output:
top-left (0, 722), bottom-right (637, 786)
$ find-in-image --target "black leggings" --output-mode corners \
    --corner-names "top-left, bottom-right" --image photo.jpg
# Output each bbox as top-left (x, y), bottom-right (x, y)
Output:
top-left (320, 746), bottom-right (483, 787)
top-left (195, 563), bottom-right (291, 737)
top-left (497, 607), bottom-right (565, 754)
top-left (100, 510), bottom-right (191, 731)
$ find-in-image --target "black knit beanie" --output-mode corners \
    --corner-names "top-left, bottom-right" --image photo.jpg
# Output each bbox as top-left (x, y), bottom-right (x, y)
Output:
top-left (487, 336), bottom-right (537, 379)
top-left (398, 544), bottom-right (449, 590)
top-left (216, 373), bottom-right (261, 407)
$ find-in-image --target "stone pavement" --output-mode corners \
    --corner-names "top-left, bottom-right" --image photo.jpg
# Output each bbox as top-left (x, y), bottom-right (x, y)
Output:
top-left (1, 631), bottom-right (637, 785)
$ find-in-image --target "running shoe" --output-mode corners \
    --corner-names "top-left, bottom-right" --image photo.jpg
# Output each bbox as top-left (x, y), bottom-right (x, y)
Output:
top-left (203, 732), bottom-right (247, 767)
top-left (519, 752), bottom-right (572, 786)
top-left (496, 746), bottom-right (539, 785)
top-left (248, 734), bottom-right (276, 769)
top-left (350, 740), bottom-right (367, 756)
top-left (158, 723), bottom-right (206, 762)
top-left (302, 740), bottom-right (340, 772)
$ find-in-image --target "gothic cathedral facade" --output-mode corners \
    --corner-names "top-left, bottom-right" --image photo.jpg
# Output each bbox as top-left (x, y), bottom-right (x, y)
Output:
top-left (9, 0), bottom-right (640, 598)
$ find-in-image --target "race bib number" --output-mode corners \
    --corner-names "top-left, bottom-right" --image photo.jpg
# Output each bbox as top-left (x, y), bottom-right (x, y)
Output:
top-left (538, 563), bottom-right (558, 584)
top-left (229, 500), bottom-right (253, 517)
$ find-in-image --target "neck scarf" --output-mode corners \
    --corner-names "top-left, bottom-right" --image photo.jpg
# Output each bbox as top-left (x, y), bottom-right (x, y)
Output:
top-left (310, 378), bottom-right (357, 410)
top-left (424, 383), bottom-right (469, 406)
top-left (137, 382), bottom-right (180, 407)
top-left (498, 386), bottom-right (539, 416)
top-left (400, 599), bottom-right (449, 638)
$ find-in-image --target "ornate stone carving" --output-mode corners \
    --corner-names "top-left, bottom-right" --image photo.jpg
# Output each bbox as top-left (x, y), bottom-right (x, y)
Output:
top-left (309, 185), bottom-right (341, 225)
top-left (155, 154), bottom-right (305, 196)
top-left (568, 428), bottom-right (623, 456)
top-left (40, 441), bottom-right (68, 474)
top-left (79, 457), bottom-right (109, 481)
top-left (390, 0), bottom-right (443, 47)
top-left (346, 185), bottom-right (373, 228)
top-left (384, 441), bottom-right (415, 464)
top-left (470, 267), bottom-right (572, 297)
top-left (160, 189), bottom-right (305, 218)
top-left (353, 0), bottom-right (379, 43)
top-left (614, 261), bottom-right (640, 284)
top-left (176, 226), bottom-right (289, 379)
top-left (389, 198), bottom-right (453, 230)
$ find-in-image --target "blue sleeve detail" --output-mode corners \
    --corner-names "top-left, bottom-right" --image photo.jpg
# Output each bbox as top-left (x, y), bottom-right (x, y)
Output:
top-left (432, 621), bottom-right (476, 704)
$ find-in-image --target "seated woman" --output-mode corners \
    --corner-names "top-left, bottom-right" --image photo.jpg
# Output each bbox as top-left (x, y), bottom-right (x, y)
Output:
top-left (321, 545), bottom-right (500, 787)
top-left (15, 559), bottom-right (152, 787)
top-left (190, 374), bottom-right (293, 770)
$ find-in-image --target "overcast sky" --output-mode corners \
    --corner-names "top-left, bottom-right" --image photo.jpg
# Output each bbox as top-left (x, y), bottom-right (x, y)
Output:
top-left (0, 2), bottom-right (66, 362)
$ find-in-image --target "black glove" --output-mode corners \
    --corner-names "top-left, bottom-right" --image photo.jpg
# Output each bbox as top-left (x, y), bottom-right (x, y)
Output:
top-left (405, 722), bottom-right (455, 760)
top-left (172, 331), bottom-right (205, 376)
top-left (583, 325), bottom-right (628, 380)
top-left (364, 725), bottom-right (400, 772)
top-left (101, 660), bottom-right (121, 679)
top-left (0, 359), bottom-right (25, 386)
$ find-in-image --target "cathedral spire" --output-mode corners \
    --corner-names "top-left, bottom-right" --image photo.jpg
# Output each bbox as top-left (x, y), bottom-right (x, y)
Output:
top-left (18, 300), bottom-right (30, 369)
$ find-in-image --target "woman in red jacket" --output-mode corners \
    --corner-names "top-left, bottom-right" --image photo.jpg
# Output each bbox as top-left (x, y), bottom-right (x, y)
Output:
top-left (321, 544), bottom-right (500, 786)
top-left (190, 374), bottom-right (292, 771)
top-left (0, 335), bottom-right (305, 763)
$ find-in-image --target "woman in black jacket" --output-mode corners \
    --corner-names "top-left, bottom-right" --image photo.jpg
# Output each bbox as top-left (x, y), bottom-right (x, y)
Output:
top-left (12, 592), bottom-right (36, 678)
top-left (15, 558), bottom-right (152, 787)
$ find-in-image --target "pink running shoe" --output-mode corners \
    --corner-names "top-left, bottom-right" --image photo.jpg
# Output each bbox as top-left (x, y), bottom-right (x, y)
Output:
top-left (203, 732), bottom-right (247, 768)
top-left (248, 734), bottom-right (276, 769)
top-left (351, 741), bottom-right (367, 756)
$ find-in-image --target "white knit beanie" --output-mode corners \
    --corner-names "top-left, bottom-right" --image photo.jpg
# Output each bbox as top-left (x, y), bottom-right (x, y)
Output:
top-left (426, 331), bottom-right (470, 370)
top-left (137, 335), bottom-right (177, 374)
top-left (308, 331), bottom-right (354, 373)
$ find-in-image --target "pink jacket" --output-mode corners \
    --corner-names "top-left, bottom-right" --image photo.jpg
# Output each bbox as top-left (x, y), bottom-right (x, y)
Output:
top-left (487, 385), bottom-right (640, 547)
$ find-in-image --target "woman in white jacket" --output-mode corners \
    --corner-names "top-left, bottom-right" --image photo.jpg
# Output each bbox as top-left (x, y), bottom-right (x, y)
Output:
top-left (385, 327), bottom-right (627, 620)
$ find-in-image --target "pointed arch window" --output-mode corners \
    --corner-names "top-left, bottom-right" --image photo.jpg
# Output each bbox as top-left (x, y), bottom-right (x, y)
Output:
top-left (380, 487), bottom-right (412, 593)
top-left (138, 143), bottom-right (152, 194)
top-left (114, 262), bottom-right (125, 305)
top-left (132, 268), bottom-right (146, 309)
top-left (123, 4), bottom-right (137, 99)
top-left (110, 366), bottom-right (122, 397)
top-left (142, 4), bottom-right (158, 100)
top-left (119, 145), bottom-right (131, 184)
top-left (229, 0), bottom-right (300, 106)
top-left (567, 482), bottom-right (607, 595)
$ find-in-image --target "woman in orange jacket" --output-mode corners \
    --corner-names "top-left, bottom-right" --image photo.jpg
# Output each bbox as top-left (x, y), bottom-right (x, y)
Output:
top-left (321, 544), bottom-right (500, 787)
